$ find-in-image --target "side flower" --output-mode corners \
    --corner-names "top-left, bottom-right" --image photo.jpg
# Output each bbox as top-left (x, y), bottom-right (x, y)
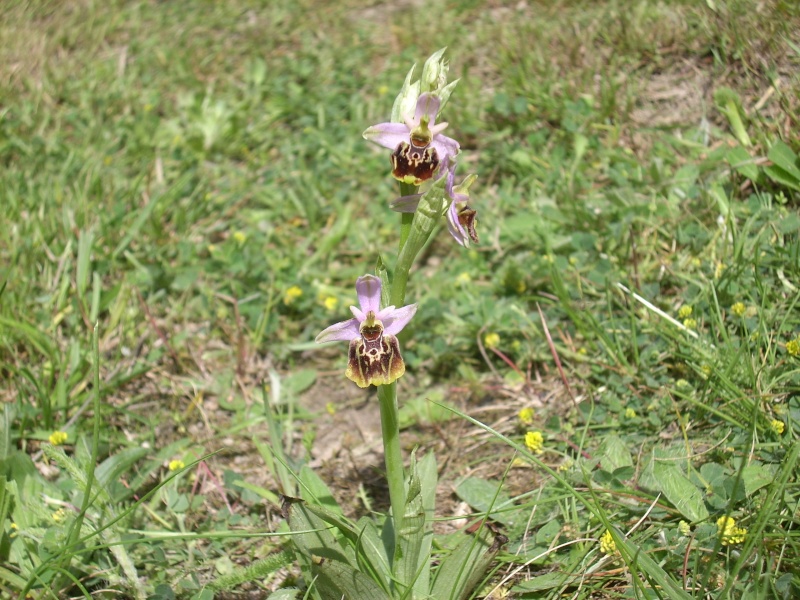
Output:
top-left (363, 93), bottom-right (460, 186)
top-left (315, 275), bottom-right (417, 388)
top-left (391, 159), bottom-right (479, 246)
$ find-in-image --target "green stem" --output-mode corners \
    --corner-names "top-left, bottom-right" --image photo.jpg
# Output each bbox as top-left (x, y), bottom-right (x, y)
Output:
top-left (377, 382), bottom-right (406, 544)
top-left (397, 182), bottom-right (418, 251)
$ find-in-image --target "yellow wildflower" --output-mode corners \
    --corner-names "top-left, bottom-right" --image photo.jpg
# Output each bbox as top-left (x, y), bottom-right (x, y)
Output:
top-left (675, 379), bottom-right (690, 388)
top-left (787, 338), bottom-right (800, 357)
top-left (168, 460), bottom-right (185, 471)
top-left (484, 332), bottom-right (500, 349)
top-left (52, 508), bottom-right (67, 523)
top-left (700, 364), bottom-right (712, 379)
top-left (770, 419), bottom-right (785, 435)
top-left (326, 402), bottom-right (336, 416)
top-left (599, 530), bottom-right (617, 555)
top-left (518, 407), bottom-right (535, 426)
top-left (49, 431), bottom-right (68, 446)
top-left (524, 431), bottom-right (544, 454)
top-left (323, 296), bottom-right (339, 312)
top-left (10, 523), bottom-right (18, 538)
top-left (731, 302), bottom-right (746, 317)
top-left (678, 305), bottom-right (693, 319)
top-left (678, 520), bottom-right (691, 536)
top-left (233, 231), bottom-right (247, 245)
top-left (683, 318), bottom-right (697, 329)
top-left (283, 285), bottom-right (303, 306)
top-left (624, 407), bottom-right (636, 418)
top-left (456, 272), bottom-right (472, 284)
top-left (510, 457), bottom-right (527, 468)
top-left (716, 516), bottom-right (747, 545)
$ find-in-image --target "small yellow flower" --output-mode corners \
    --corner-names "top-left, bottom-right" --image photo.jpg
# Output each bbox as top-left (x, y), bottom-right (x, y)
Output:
top-left (283, 285), bottom-right (303, 306)
top-left (716, 516), bottom-right (747, 545)
top-left (558, 459), bottom-right (573, 472)
top-left (731, 302), bottom-right (746, 317)
top-left (569, 256), bottom-right (578, 266)
top-left (325, 402), bottom-right (336, 416)
top-left (714, 262), bottom-right (724, 279)
top-left (378, 85), bottom-right (389, 96)
top-left (690, 257), bottom-right (702, 268)
top-left (323, 296), bottom-right (339, 312)
top-left (484, 332), bottom-right (500, 349)
top-left (9, 523), bottom-right (18, 538)
top-left (675, 379), bottom-right (690, 388)
top-left (168, 460), bottom-right (185, 471)
top-left (233, 231), bottom-right (247, 245)
top-left (678, 305), bottom-right (693, 319)
top-left (518, 407), bottom-right (535, 426)
top-left (524, 431), bottom-right (544, 454)
top-left (787, 338), bottom-right (800, 357)
top-left (49, 431), bottom-right (68, 445)
top-left (700, 364), bottom-right (713, 379)
top-left (678, 520), bottom-right (691, 536)
top-left (770, 419), bottom-right (785, 435)
top-left (510, 457), bottom-right (527, 468)
top-left (456, 272), bottom-right (472, 284)
top-left (52, 508), bottom-right (67, 523)
top-left (207, 244), bottom-right (217, 253)
top-left (624, 407), bottom-right (636, 418)
top-left (683, 318), bottom-right (697, 329)
top-left (577, 347), bottom-right (588, 355)
top-left (599, 530), bottom-right (617, 555)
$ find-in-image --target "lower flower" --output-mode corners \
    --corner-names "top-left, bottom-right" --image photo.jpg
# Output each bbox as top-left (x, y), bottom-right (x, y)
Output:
top-left (316, 275), bottom-right (417, 388)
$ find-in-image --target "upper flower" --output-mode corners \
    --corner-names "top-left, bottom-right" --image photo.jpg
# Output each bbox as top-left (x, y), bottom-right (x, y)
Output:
top-left (444, 164), bottom-right (478, 247)
top-left (363, 93), bottom-right (460, 186)
top-left (316, 275), bottom-right (417, 388)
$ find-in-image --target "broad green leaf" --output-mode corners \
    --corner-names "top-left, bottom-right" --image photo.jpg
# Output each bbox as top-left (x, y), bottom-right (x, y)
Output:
top-left (96, 447), bottom-right (148, 495)
top-left (393, 457), bottom-right (426, 597)
top-left (652, 462), bottom-right (709, 522)
top-left (286, 500), bottom-right (351, 566)
top-left (768, 141), bottom-right (800, 181)
top-left (513, 571), bottom-right (581, 592)
top-left (413, 452), bottom-right (437, 598)
top-left (741, 464), bottom-right (776, 497)
top-left (764, 165), bottom-right (800, 192)
top-left (283, 369), bottom-right (317, 395)
top-left (266, 590), bottom-right (301, 600)
top-left (598, 434), bottom-right (633, 472)
top-left (299, 465), bottom-right (341, 514)
top-left (430, 527), bottom-right (505, 600)
top-left (313, 557), bottom-right (392, 600)
top-left (455, 477), bottom-right (516, 526)
top-left (726, 145), bottom-right (759, 181)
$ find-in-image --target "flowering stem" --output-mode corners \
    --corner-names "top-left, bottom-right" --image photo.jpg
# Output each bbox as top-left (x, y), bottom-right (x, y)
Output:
top-left (377, 381), bottom-right (406, 548)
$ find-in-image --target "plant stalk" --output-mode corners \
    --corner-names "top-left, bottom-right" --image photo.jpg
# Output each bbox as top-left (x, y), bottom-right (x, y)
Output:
top-left (377, 382), bottom-right (406, 546)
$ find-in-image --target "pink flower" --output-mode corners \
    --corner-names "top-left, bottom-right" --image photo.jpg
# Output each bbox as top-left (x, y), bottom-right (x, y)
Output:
top-left (363, 93), bottom-right (460, 185)
top-left (316, 275), bottom-right (417, 388)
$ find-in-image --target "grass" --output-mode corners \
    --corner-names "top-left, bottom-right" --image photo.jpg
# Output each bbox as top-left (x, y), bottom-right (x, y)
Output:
top-left (1, 0), bottom-right (800, 597)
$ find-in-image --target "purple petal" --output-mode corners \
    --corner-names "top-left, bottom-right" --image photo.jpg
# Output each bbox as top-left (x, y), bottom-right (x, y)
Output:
top-left (363, 122), bottom-right (411, 150)
top-left (381, 304), bottom-right (418, 336)
top-left (446, 201), bottom-right (469, 247)
top-left (316, 318), bottom-right (360, 343)
top-left (431, 134), bottom-right (460, 163)
top-left (350, 305), bottom-right (366, 321)
top-left (390, 194), bottom-right (423, 213)
top-left (414, 93), bottom-right (440, 124)
top-left (356, 275), bottom-right (381, 314)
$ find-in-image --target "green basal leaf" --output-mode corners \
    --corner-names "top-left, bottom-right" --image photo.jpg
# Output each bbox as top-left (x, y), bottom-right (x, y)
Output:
top-left (412, 452), bottom-right (437, 599)
top-left (312, 556), bottom-right (392, 600)
top-left (455, 477), bottom-right (516, 526)
top-left (285, 499), bottom-right (353, 566)
top-left (430, 526), bottom-right (506, 600)
top-left (299, 466), bottom-right (342, 515)
top-left (393, 453), bottom-right (426, 598)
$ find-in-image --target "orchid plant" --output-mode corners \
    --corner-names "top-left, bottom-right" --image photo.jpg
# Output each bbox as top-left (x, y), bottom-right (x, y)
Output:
top-left (276, 49), bottom-right (505, 600)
